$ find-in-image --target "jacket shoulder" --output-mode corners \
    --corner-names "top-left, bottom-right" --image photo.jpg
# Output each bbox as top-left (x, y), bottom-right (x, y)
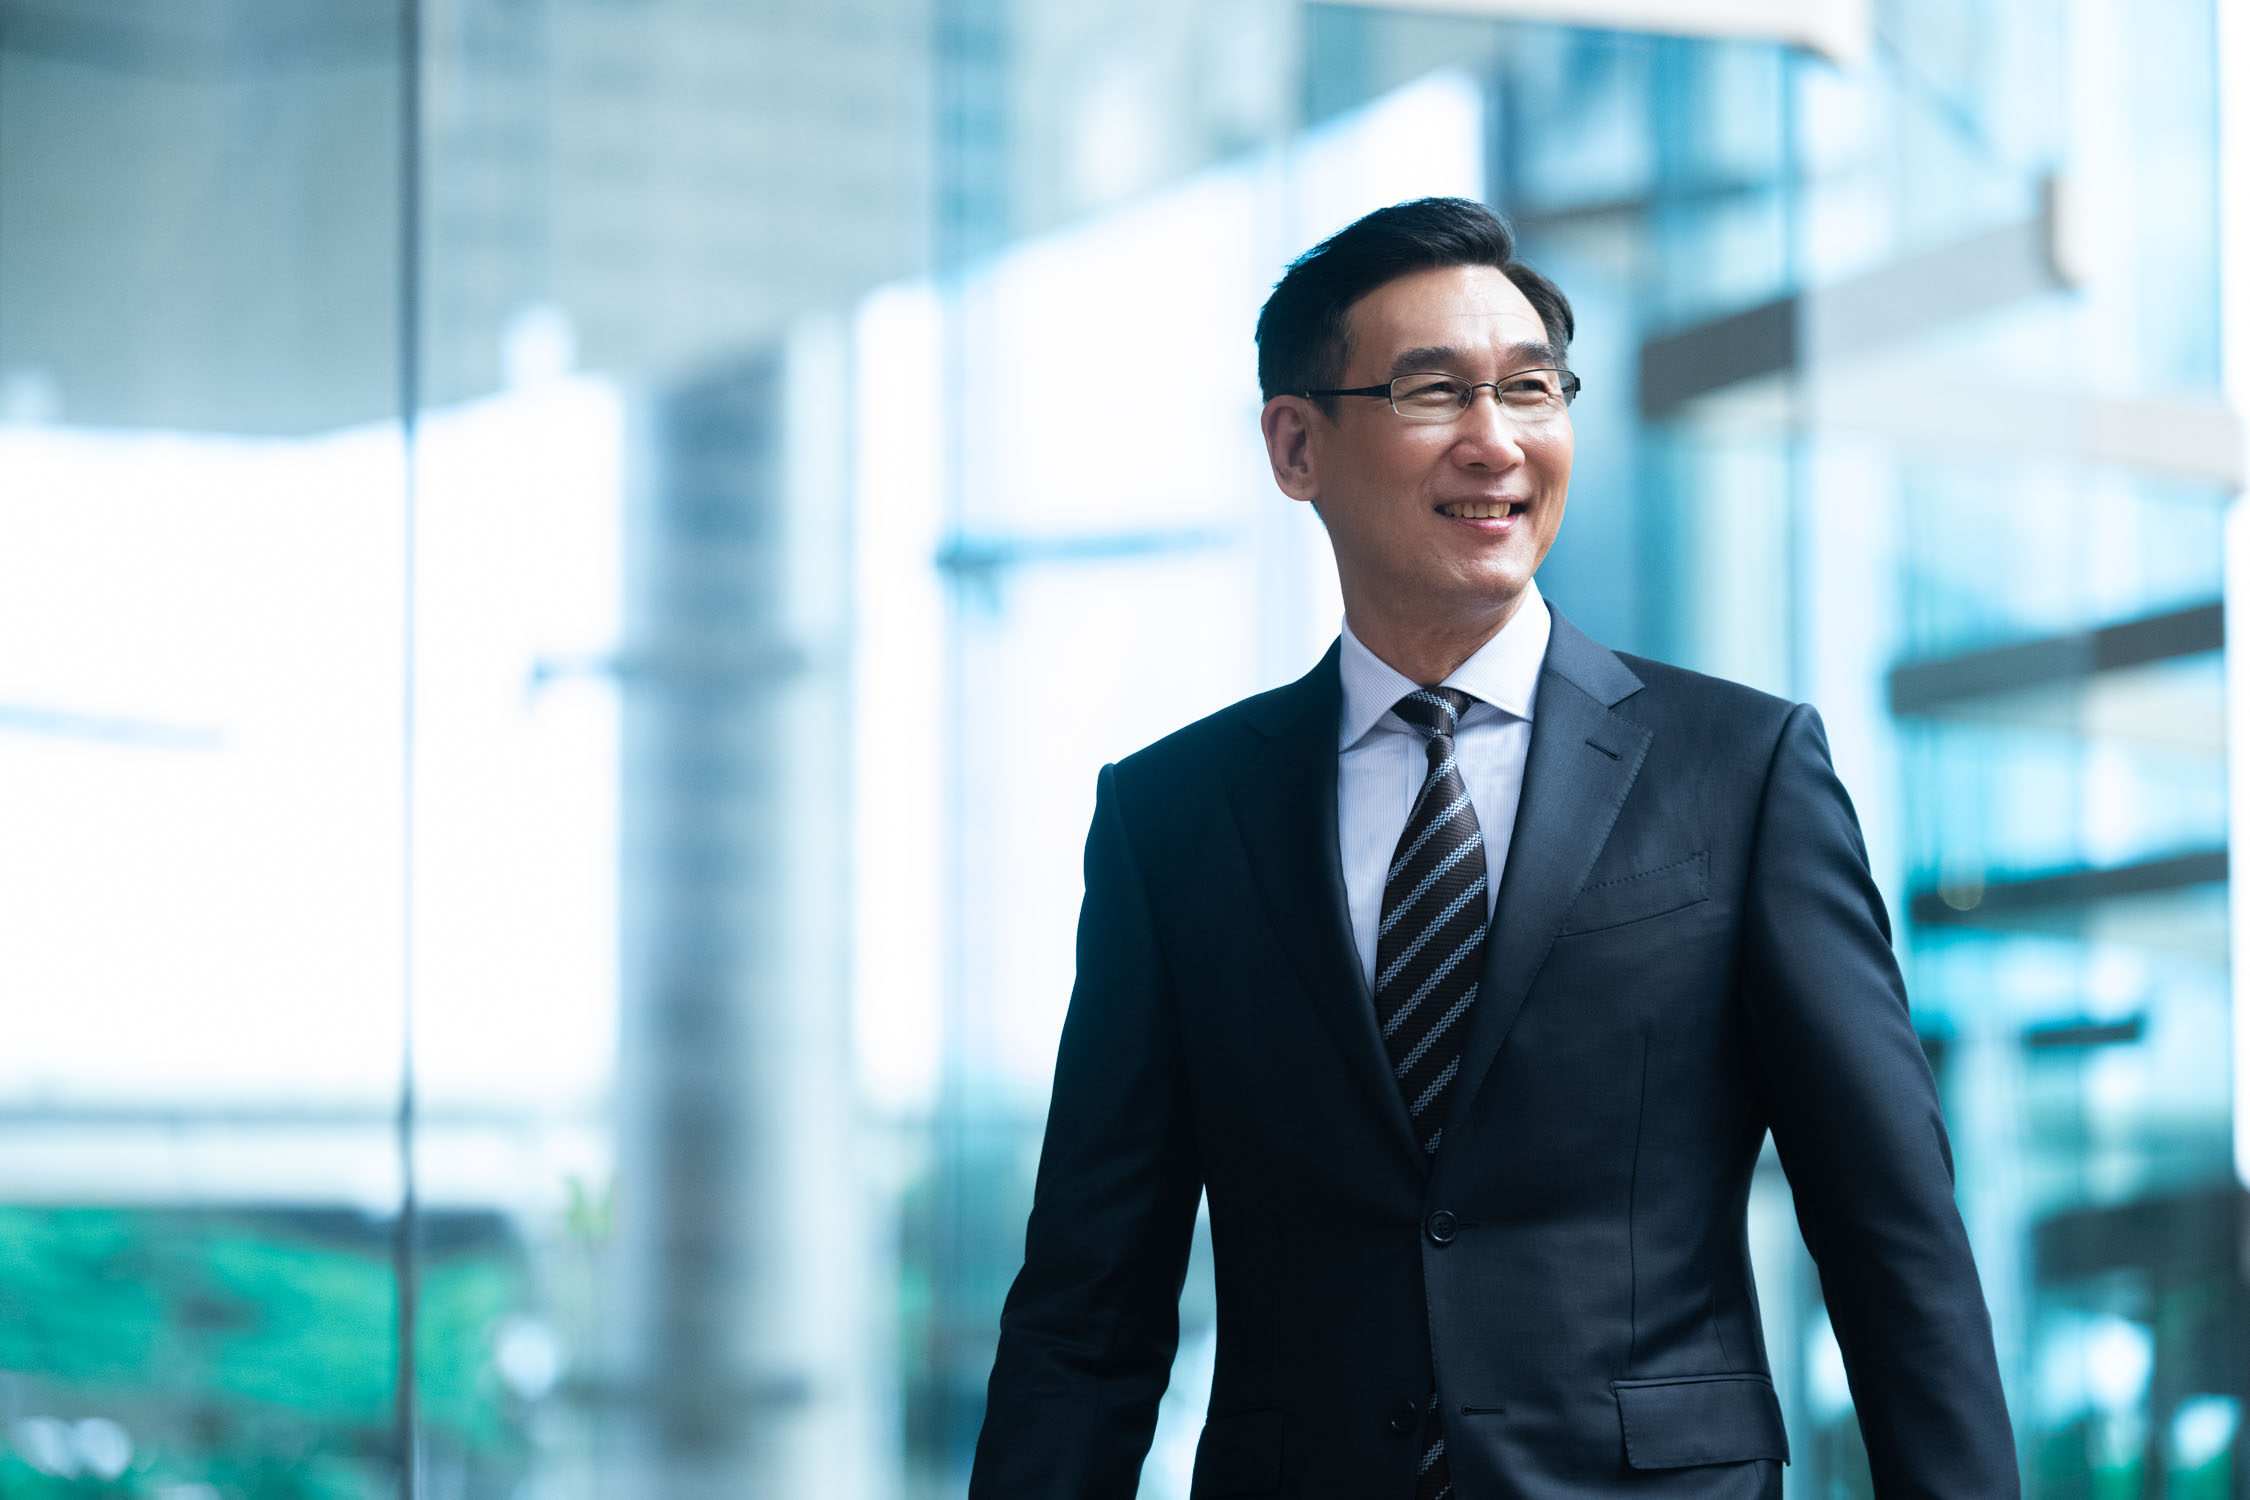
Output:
top-left (1611, 650), bottom-right (1801, 738)
top-left (1602, 652), bottom-right (1809, 773)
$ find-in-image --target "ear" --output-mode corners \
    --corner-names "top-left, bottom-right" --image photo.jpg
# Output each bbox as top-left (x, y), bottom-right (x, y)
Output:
top-left (1261, 395), bottom-right (1322, 505)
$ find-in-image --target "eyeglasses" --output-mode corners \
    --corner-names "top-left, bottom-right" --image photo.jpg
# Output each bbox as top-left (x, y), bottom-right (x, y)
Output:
top-left (1301, 367), bottom-right (1582, 424)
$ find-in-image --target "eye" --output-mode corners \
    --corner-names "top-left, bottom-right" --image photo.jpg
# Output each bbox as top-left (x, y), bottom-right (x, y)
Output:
top-left (1499, 373), bottom-right (1561, 404)
top-left (1393, 374), bottom-right (1468, 410)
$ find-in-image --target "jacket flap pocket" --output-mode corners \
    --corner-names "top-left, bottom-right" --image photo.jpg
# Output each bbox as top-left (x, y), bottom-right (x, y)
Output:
top-left (1561, 852), bottom-right (1708, 934)
top-left (1191, 1407), bottom-right (1282, 1496)
top-left (1613, 1373), bottom-right (1788, 1469)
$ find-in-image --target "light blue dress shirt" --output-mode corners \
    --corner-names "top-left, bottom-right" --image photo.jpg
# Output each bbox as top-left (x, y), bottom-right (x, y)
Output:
top-left (1336, 580), bottom-right (1551, 995)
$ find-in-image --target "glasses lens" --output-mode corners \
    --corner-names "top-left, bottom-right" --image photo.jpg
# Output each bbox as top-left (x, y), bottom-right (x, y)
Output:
top-left (1385, 370), bottom-right (1578, 422)
top-left (1389, 374), bottom-right (1469, 421)
top-left (1499, 371), bottom-right (1564, 406)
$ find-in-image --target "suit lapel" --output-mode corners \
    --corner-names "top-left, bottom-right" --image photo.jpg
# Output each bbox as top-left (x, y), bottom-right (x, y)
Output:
top-left (1446, 613), bottom-right (1651, 1136)
top-left (1224, 645), bottom-right (1427, 1176)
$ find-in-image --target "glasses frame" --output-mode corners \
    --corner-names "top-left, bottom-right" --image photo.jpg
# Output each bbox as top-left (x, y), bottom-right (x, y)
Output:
top-left (1300, 366), bottom-right (1583, 422)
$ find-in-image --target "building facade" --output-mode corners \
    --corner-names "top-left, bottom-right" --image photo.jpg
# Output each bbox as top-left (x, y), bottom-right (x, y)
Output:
top-left (0, 2), bottom-right (2238, 1497)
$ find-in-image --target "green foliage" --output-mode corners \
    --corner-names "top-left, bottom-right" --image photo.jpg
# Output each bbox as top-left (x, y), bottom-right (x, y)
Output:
top-left (0, 1210), bottom-right (168, 1385)
top-left (0, 1207), bottom-right (532, 1499)
top-left (199, 1227), bottom-right (396, 1423)
top-left (416, 1253), bottom-right (531, 1455)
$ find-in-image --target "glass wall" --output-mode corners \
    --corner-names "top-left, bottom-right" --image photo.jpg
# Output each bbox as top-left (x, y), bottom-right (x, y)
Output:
top-left (1476, 6), bottom-right (2239, 1493)
top-left (0, 5), bottom-right (417, 1497)
top-left (1, 2), bottom-right (2238, 1498)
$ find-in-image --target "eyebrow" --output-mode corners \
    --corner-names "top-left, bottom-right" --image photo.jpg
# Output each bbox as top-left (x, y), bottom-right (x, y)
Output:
top-left (1387, 341), bottom-right (1564, 378)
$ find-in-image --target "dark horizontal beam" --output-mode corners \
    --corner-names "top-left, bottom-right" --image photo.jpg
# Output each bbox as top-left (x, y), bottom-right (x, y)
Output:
top-left (2034, 1186), bottom-right (2241, 1282)
top-left (2022, 1014), bottom-right (2145, 1050)
top-left (1909, 848), bottom-right (2227, 928)
top-left (1638, 299), bottom-right (1791, 420)
top-left (1639, 203), bottom-right (2061, 417)
top-left (1638, 299), bottom-right (1795, 417)
top-left (1511, 176), bottom-right (1780, 237)
top-left (0, 0), bottom-right (398, 77)
top-left (1888, 600), bottom-right (2223, 715)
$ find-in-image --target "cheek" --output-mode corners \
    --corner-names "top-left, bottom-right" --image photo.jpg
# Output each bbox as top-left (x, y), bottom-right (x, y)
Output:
top-left (1541, 429), bottom-right (1575, 486)
top-left (1336, 450), bottom-right (1424, 511)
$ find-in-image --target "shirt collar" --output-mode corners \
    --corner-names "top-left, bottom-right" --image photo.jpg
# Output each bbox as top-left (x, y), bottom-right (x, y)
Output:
top-left (1337, 579), bottom-right (1552, 751)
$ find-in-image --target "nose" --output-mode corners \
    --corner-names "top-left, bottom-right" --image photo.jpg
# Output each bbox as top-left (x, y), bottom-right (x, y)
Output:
top-left (1451, 387), bottom-right (1529, 466)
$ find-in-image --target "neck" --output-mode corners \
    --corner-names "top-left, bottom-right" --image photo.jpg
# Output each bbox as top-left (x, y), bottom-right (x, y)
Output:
top-left (1346, 588), bottom-right (1529, 687)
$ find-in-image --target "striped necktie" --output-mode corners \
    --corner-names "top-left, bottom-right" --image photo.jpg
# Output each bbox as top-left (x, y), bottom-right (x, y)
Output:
top-left (1376, 686), bottom-right (1488, 1157)
top-left (1375, 686), bottom-right (1486, 1500)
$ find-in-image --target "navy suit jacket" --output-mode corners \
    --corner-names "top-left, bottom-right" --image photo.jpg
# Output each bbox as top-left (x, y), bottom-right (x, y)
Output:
top-left (970, 613), bottom-right (2017, 1499)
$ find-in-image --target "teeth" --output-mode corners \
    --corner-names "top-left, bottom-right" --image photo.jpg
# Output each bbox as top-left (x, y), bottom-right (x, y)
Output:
top-left (1446, 503), bottom-right (1513, 519)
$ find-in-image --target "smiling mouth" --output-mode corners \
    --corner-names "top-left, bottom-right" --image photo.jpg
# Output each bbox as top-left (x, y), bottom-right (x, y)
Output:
top-left (1438, 501), bottom-right (1526, 519)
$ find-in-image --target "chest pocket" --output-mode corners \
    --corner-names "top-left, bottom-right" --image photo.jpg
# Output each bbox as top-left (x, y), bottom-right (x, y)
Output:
top-left (1558, 851), bottom-right (1708, 935)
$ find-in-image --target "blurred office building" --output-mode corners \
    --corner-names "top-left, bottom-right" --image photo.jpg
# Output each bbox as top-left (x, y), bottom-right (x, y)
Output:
top-left (1, 0), bottom-right (2245, 1496)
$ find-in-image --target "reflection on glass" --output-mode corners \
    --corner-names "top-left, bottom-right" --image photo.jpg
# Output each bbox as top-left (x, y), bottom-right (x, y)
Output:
top-left (1, 0), bottom-right (2236, 1496)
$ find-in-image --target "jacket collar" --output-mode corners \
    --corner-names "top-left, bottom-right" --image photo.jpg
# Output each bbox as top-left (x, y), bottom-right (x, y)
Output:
top-left (1444, 610), bottom-right (1649, 1144)
top-left (1335, 581), bottom-right (1551, 748)
top-left (1229, 609), bottom-right (1649, 1173)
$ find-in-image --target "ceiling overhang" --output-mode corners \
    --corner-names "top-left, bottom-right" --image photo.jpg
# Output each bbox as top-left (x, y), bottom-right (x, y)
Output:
top-left (1317, 0), bottom-right (1871, 67)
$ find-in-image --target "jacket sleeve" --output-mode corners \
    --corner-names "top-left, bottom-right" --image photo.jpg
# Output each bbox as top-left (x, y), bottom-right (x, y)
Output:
top-left (969, 761), bottom-right (1204, 1498)
top-left (1740, 705), bottom-right (2019, 1497)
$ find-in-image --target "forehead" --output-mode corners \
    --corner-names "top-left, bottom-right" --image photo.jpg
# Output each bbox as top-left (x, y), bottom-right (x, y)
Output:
top-left (1342, 263), bottom-right (1545, 371)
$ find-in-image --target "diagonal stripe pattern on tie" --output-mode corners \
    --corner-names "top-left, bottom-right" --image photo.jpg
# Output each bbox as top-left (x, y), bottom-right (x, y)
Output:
top-left (1416, 1431), bottom-right (1452, 1500)
top-left (1377, 688), bottom-right (1485, 1500)
top-left (1376, 687), bottom-right (1488, 1158)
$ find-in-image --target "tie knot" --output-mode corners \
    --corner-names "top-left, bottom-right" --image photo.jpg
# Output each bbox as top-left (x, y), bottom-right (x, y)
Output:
top-left (1391, 687), bottom-right (1474, 741)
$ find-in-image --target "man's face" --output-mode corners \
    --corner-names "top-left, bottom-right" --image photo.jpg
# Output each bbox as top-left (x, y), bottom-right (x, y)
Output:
top-left (1262, 263), bottom-right (1572, 635)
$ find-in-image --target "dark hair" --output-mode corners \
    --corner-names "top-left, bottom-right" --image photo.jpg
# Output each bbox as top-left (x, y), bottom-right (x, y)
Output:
top-left (1254, 196), bottom-right (1574, 405)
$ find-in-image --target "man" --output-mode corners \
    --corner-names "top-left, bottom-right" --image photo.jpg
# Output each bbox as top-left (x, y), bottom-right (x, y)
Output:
top-left (969, 197), bottom-right (2015, 1499)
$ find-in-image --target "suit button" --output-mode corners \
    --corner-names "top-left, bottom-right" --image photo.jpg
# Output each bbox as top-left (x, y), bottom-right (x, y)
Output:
top-left (1425, 1210), bottom-right (1458, 1245)
top-left (1388, 1399), bottom-right (1421, 1435)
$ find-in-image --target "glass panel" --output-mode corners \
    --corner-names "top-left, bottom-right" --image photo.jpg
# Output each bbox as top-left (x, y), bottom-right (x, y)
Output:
top-left (5, 2), bottom-right (2233, 1497)
top-left (0, 2), bottom-right (412, 1494)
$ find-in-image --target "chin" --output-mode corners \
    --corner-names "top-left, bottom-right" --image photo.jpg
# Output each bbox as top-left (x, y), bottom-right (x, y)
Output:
top-left (1410, 575), bottom-right (1528, 629)
top-left (1456, 561), bottom-right (1535, 605)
